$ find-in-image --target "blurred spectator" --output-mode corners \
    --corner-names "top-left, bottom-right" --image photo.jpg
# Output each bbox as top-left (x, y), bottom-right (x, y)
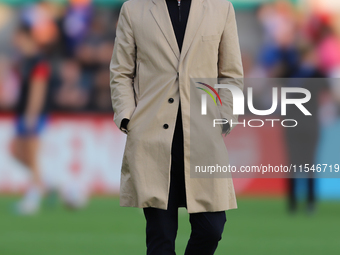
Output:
top-left (20, 1), bottom-right (59, 47)
top-left (284, 44), bottom-right (329, 214)
top-left (54, 59), bottom-right (90, 111)
top-left (257, 1), bottom-right (300, 78)
top-left (62, 0), bottom-right (93, 57)
top-left (88, 68), bottom-right (112, 112)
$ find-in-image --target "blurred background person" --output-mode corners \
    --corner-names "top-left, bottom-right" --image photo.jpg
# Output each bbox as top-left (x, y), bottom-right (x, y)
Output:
top-left (284, 55), bottom-right (329, 214)
top-left (61, 0), bottom-right (93, 57)
top-left (11, 23), bottom-right (56, 215)
top-left (255, 0), bottom-right (336, 214)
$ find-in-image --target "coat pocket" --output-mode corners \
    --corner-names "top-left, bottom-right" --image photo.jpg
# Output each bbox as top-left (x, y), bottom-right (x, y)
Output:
top-left (134, 61), bottom-right (141, 101)
top-left (202, 34), bottom-right (220, 42)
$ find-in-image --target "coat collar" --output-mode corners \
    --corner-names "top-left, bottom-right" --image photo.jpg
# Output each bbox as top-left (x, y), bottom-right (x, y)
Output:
top-left (150, 0), bottom-right (206, 65)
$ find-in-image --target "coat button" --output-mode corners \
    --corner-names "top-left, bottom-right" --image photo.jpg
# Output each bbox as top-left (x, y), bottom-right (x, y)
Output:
top-left (168, 98), bottom-right (174, 103)
top-left (163, 124), bottom-right (169, 129)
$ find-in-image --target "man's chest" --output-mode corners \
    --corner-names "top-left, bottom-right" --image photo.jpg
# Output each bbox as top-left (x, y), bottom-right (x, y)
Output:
top-left (132, 7), bottom-right (225, 54)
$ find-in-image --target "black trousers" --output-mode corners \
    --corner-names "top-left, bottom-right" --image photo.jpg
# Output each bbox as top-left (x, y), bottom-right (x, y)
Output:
top-left (288, 178), bottom-right (315, 211)
top-left (143, 102), bottom-right (227, 255)
top-left (285, 129), bottom-right (318, 211)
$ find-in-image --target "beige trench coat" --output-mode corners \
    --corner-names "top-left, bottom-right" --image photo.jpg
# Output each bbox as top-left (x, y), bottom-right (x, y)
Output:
top-left (110, 0), bottom-right (244, 213)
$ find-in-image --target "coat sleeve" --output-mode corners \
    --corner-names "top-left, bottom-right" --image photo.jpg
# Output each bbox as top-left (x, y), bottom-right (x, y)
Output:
top-left (217, 1), bottom-right (244, 135)
top-left (110, 2), bottom-right (136, 134)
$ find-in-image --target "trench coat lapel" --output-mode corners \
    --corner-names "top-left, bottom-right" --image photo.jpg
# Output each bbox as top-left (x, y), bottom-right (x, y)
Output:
top-left (150, 0), bottom-right (180, 61)
top-left (179, 0), bottom-right (206, 64)
top-left (150, 0), bottom-right (206, 65)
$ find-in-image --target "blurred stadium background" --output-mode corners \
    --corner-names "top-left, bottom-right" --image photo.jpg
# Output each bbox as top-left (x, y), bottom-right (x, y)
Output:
top-left (0, 0), bottom-right (340, 254)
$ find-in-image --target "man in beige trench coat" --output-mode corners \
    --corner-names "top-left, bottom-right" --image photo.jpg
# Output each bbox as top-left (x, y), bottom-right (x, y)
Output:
top-left (110, 0), bottom-right (243, 254)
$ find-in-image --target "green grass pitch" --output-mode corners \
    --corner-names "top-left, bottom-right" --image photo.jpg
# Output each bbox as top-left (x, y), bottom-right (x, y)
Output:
top-left (0, 197), bottom-right (339, 255)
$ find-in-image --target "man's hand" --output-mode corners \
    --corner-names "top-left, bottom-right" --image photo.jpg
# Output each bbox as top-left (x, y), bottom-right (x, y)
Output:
top-left (120, 118), bottom-right (130, 134)
top-left (221, 118), bottom-right (230, 137)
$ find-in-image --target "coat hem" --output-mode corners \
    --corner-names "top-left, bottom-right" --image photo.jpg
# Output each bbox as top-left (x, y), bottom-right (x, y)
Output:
top-left (119, 201), bottom-right (238, 213)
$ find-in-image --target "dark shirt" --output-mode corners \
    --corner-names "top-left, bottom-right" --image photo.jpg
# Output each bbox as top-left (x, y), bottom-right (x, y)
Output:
top-left (165, 0), bottom-right (192, 52)
top-left (16, 54), bottom-right (51, 116)
top-left (165, 0), bottom-right (191, 165)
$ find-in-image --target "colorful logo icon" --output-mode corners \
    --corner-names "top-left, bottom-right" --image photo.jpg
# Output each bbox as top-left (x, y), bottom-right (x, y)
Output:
top-left (196, 82), bottom-right (222, 106)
